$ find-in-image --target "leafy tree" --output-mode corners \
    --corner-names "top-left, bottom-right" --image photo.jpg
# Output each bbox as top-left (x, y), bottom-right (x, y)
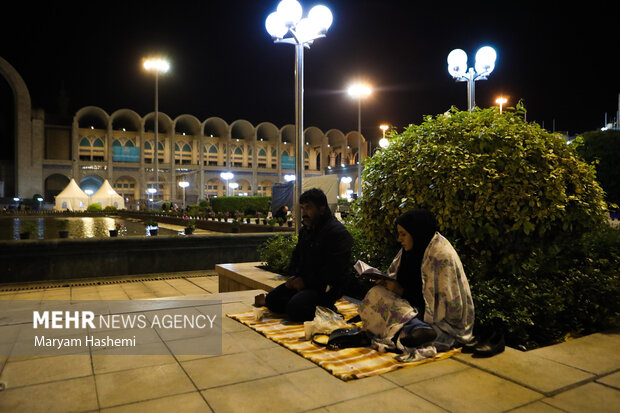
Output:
top-left (355, 106), bottom-right (613, 347)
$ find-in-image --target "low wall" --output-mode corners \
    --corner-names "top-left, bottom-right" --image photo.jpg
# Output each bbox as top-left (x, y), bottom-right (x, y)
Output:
top-left (0, 234), bottom-right (275, 284)
top-left (120, 212), bottom-right (294, 234)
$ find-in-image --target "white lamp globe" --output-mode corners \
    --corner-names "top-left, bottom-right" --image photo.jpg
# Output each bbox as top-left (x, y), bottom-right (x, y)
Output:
top-left (379, 138), bottom-right (389, 148)
top-left (447, 49), bottom-right (467, 77)
top-left (277, 0), bottom-right (302, 27)
top-left (475, 46), bottom-right (496, 75)
top-left (308, 5), bottom-right (333, 33)
top-left (266, 12), bottom-right (288, 38)
top-left (295, 18), bottom-right (316, 43)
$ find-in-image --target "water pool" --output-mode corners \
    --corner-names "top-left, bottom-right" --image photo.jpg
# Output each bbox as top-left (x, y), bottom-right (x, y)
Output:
top-left (0, 216), bottom-right (180, 240)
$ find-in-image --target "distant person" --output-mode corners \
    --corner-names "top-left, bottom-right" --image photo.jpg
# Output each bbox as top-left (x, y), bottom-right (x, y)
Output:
top-left (274, 205), bottom-right (288, 221)
top-left (255, 188), bottom-right (353, 321)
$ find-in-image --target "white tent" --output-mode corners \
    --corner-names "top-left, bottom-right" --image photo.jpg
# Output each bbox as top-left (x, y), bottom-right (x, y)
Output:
top-left (91, 180), bottom-right (125, 209)
top-left (54, 178), bottom-right (89, 211)
top-left (303, 175), bottom-right (339, 206)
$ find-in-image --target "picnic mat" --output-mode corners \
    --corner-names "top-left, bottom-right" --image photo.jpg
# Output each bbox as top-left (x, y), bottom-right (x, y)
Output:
top-left (227, 298), bottom-right (460, 381)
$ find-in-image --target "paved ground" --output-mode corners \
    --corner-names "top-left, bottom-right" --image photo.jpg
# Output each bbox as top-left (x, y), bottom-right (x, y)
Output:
top-left (0, 271), bottom-right (618, 413)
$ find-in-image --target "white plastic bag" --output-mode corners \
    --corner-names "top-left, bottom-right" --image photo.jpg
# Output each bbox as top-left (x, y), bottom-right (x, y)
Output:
top-left (311, 306), bottom-right (348, 335)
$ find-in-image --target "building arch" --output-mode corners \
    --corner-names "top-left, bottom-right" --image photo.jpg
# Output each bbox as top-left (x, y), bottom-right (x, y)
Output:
top-left (79, 174), bottom-right (104, 194)
top-left (203, 117), bottom-right (228, 138)
top-left (0, 56), bottom-right (39, 197)
top-left (113, 175), bottom-right (139, 203)
top-left (75, 106), bottom-right (109, 129)
top-left (174, 114), bottom-right (201, 136)
top-left (44, 173), bottom-right (70, 202)
top-left (230, 119), bottom-right (254, 141)
top-left (256, 122), bottom-right (279, 143)
top-left (110, 109), bottom-right (141, 132)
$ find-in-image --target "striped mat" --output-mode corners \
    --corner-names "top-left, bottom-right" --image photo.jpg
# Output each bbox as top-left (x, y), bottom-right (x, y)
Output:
top-left (227, 298), bottom-right (460, 381)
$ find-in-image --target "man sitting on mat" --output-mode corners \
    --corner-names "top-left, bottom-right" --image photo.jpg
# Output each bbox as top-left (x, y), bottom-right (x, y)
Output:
top-left (255, 188), bottom-right (353, 321)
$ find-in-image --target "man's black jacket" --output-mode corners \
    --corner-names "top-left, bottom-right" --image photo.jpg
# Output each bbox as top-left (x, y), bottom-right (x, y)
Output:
top-left (288, 212), bottom-right (353, 304)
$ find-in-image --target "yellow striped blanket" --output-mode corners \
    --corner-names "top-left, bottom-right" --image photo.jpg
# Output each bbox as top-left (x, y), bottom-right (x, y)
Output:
top-left (227, 299), bottom-right (460, 381)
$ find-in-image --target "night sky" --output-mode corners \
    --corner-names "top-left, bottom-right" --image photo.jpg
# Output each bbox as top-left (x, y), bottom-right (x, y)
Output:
top-left (1, 0), bottom-right (619, 148)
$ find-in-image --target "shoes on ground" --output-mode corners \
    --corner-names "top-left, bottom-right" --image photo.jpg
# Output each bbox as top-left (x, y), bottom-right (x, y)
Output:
top-left (473, 331), bottom-right (505, 357)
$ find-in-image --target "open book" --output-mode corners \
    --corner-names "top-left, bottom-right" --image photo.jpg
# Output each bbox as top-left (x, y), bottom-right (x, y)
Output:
top-left (354, 260), bottom-right (394, 282)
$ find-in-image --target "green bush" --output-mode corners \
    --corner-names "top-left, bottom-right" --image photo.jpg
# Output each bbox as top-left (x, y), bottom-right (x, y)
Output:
top-left (87, 203), bottom-right (102, 212)
top-left (257, 234), bottom-right (297, 274)
top-left (103, 206), bottom-right (117, 212)
top-left (573, 129), bottom-right (620, 206)
top-left (210, 196), bottom-right (270, 215)
top-left (356, 106), bottom-right (613, 348)
top-left (358, 107), bottom-right (607, 272)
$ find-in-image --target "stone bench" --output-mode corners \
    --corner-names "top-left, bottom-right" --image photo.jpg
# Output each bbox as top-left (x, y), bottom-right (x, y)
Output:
top-left (215, 262), bottom-right (286, 293)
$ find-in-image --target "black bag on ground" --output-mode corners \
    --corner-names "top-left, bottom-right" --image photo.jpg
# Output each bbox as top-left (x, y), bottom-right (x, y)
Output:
top-left (312, 326), bottom-right (371, 350)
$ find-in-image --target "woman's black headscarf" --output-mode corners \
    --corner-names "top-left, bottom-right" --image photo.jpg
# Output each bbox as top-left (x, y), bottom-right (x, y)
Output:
top-left (395, 209), bottom-right (439, 315)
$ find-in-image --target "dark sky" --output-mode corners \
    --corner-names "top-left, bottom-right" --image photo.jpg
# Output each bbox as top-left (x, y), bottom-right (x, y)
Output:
top-left (1, 0), bottom-right (619, 146)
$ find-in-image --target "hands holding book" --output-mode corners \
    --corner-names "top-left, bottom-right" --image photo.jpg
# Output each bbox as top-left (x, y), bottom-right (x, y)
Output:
top-left (355, 261), bottom-right (404, 296)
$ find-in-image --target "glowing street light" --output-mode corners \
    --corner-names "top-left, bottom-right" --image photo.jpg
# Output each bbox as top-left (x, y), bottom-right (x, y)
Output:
top-left (284, 174), bottom-right (296, 182)
top-left (266, 0), bottom-right (333, 234)
top-left (495, 96), bottom-right (508, 114)
top-left (447, 46), bottom-right (497, 112)
top-left (220, 172), bottom-right (234, 196)
top-left (347, 83), bottom-right (371, 197)
top-left (229, 182), bottom-right (239, 197)
top-left (143, 57), bottom-right (170, 198)
top-left (178, 181), bottom-right (189, 208)
top-left (379, 124), bottom-right (389, 148)
top-left (146, 187), bottom-right (157, 206)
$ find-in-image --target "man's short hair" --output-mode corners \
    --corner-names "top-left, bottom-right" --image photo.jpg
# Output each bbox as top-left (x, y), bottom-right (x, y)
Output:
top-left (299, 188), bottom-right (328, 208)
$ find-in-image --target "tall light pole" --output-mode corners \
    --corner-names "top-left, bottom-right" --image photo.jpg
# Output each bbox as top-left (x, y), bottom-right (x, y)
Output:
top-left (347, 83), bottom-right (371, 197)
top-left (178, 181), bottom-right (189, 209)
top-left (447, 46), bottom-right (497, 112)
top-left (495, 96), bottom-right (507, 114)
top-left (143, 57), bottom-right (170, 200)
top-left (379, 124), bottom-right (389, 148)
top-left (266, 0), bottom-right (333, 234)
top-left (220, 172), bottom-right (234, 197)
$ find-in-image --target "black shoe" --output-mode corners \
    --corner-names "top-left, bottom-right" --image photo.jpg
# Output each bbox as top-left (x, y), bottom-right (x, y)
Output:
top-left (400, 328), bottom-right (437, 348)
top-left (473, 331), bottom-right (505, 357)
top-left (459, 337), bottom-right (479, 353)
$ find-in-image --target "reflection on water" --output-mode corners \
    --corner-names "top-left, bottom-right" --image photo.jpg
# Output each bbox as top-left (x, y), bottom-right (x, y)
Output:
top-left (0, 217), bottom-right (180, 240)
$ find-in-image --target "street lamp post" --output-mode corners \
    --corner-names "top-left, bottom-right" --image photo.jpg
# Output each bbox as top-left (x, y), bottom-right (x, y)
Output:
top-left (495, 96), bottom-right (507, 114)
top-left (146, 188), bottom-right (157, 208)
top-left (266, 0), bottom-right (333, 234)
top-left (347, 83), bottom-right (371, 197)
top-left (220, 172), bottom-right (234, 197)
top-left (143, 57), bottom-right (170, 201)
top-left (379, 124), bottom-right (389, 148)
top-left (178, 181), bottom-right (189, 209)
top-left (447, 46), bottom-right (497, 112)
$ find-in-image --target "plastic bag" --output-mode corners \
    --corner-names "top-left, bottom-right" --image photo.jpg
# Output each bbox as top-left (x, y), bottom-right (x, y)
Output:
top-left (311, 306), bottom-right (348, 335)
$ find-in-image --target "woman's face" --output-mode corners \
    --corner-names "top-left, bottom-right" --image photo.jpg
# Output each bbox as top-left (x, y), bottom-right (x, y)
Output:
top-left (396, 224), bottom-right (414, 251)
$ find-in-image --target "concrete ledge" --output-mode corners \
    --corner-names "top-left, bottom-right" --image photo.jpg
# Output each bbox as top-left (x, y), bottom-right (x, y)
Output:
top-left (0, 234), bottom-right (276, 283)
top-left (215, 262), bottom-right (286, 293)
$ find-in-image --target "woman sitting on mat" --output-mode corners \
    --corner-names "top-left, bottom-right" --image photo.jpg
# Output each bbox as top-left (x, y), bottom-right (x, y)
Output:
top-left (359, 209), bottom-right (475, 359)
